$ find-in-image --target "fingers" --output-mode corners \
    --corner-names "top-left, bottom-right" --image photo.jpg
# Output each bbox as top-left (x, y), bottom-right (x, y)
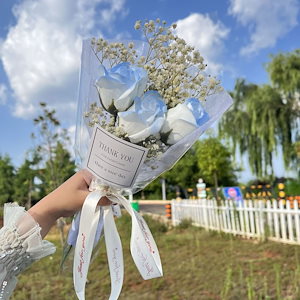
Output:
top-left (76, 170), bottom-right (112, 206)
top-left (79, 169), bottom-right (93, 187)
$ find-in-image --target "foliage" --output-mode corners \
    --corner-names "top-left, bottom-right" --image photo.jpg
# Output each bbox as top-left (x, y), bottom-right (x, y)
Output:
top-left (141, 144), bottom-right (201, 199)
top-left (32, 102), bottom-right (75, 195)
top-left (39, 142), bottom-right (76, 195)
top-left (13, 154), bottom-right (40, 208)
top-left (285, 179), bottom-right (300, 196)
top-left (196, 137), bottom-right (237, 193)
top-left (0, 155), bottom-right (15, 205)
top-left (266, 49), bottom-right (300, 176)
top-left (164, 143), bottom-right (200, 188)
top-left (294, 141), bottom-right (300, 177)
top-left (220, 78), bottom-right (296, 178)
top-left (176, 218), bottom-right (193, 229)
top-left (141, 140), bottom-right (237, 199)
top-left (266, 49), bottom-right (300, 112)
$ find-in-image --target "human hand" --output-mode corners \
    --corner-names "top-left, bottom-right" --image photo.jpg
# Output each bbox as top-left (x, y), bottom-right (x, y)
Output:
top-left (28, 170), bottom-right (111, 238)
top-left (48, 169), bottom-right (111, 218)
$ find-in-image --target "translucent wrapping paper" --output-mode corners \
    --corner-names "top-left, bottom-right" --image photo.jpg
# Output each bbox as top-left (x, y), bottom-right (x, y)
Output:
top-left (74, 39), bottom-right (233, 194)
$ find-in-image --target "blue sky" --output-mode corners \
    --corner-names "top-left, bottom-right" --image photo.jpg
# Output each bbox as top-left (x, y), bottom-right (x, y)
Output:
top-left (0, 0), bottom-right (299, 182)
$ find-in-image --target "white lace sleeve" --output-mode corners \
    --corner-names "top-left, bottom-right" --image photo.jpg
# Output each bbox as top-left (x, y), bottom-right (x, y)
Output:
top-left (0, 203), bottom-right (56, 299)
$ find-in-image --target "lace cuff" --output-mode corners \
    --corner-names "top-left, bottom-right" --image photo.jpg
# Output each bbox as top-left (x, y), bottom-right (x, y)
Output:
top-left (0, 203), bottom-right (56, 299)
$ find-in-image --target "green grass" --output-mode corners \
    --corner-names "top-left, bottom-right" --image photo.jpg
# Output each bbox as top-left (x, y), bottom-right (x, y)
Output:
top-left (11, 214), bottom-right (300, 300)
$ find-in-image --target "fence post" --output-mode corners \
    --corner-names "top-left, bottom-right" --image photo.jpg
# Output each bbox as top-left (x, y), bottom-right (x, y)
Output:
top-left (222, 200), bottom-right (228, 233)
top-left (286, 201), bottom-right (294, 242)
top-left (238, 201), bottom-right (245, 237)
top-left (258, 200), bottom-right (265, 240)
top-left (229, 201), bottom-right (236, 235)
top-left (294, 200), bottom-right (300, 243)
top-left (171, 200), bottom-right (175, 226)
top-left (214, 199), bottom-right (221, 231)
top-left (203, 199), bottom-right (209, 228)
top-left (266, 200), bottom-right (273, 238)
top-left (279, 200), bottom-right (287, 241)
top-left (244, 201), bottom-right (250, 239)
top-left (248, 201), bottom-right (255, 237)
top-left (273, 200), bottom-right (280, 240)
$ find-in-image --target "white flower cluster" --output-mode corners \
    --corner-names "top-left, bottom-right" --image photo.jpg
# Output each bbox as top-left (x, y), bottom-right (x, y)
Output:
top-left (140, 135), bottom-right (167, 159)
top-left (85, 103), bottom-right (128, 139)
top-left (91, 38), bottom-right (137, 67)
top-left (86, 20), bottom-right (219, 160)
top-left (91, 19), bottom-right (222, 108)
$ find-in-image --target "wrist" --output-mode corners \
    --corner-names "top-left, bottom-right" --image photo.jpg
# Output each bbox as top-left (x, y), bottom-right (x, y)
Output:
top-left (28, 194), bottom-right (60, 238)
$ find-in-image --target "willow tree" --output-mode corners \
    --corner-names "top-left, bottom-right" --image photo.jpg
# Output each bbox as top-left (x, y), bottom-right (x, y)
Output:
top-left (266, 49), bottom-right (300, 116)
top-left (267, 49), bottom-right (300, 174)
top-left (220, 79), bottom-right (296, 178)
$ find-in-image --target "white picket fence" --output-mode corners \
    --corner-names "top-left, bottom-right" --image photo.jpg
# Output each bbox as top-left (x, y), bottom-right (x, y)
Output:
top-left (171, 199), bottom-right (300, 245)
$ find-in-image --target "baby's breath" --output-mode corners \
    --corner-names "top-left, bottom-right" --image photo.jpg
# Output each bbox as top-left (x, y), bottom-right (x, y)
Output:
top-left (84, 103), bottom-right (128, 139)
top-left (91, 19), bottom-right (222, 108)
top-left (141, 136), bottom-right (167, 158)
top-left (87, 20), bottom-right (222, 162)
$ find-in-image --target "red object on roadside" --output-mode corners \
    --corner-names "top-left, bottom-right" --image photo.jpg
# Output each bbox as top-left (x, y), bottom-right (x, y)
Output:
top-left (165, 204), bottom-right (171, 219)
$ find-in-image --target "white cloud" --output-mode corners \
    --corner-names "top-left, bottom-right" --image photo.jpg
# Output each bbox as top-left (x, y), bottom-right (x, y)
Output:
top-left (68, 124), bottom-right (76, 151)
top-left (229, 0), bottom-right (299, 55)
top-left (0, 84), bottom-right (8, 105)
top-left (99, 0), bottom-right (128, 25)
top-left (175, 13), bottom-right (230, 75)
top-left (0, 0), bottom-right (126, 120)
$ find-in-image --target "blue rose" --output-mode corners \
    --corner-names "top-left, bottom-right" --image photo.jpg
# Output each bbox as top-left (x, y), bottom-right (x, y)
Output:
top-left (161, 98), bottom-right (209, 145)
top-left (184, 98), bottom-right (209, 126)
top-left (95, 62), bottom-right (148, 113)
top-left (118, 91), bottom-right (167, 143)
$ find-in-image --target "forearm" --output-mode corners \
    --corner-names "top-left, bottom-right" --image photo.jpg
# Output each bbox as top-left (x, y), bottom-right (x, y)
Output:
top-left (28, 172), bottom-right (89, 238)
top-left (27, 199), bottom-right (58, 239)
top-left (27, 171), bottom-right (110, 238)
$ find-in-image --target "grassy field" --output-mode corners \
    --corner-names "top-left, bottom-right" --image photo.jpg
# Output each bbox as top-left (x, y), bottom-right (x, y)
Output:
top-left (11, 214), bottom-right (300, 300)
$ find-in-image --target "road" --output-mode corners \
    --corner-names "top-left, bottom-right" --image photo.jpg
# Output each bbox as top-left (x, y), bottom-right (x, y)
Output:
top-left (134, 200), bottom-right (171, 216)
top-left (139, 204), bottom-right (166, 215)
top-left (137, 200), bottom-right (171, 216)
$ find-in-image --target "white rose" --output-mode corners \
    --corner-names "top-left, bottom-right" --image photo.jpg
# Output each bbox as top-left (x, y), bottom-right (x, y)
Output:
top-left (160, 103), bottom-right (198, 145)
top-left (95, 62), bottom-right (148, 113)
top-left (118, 91), bottom-right (167, 143)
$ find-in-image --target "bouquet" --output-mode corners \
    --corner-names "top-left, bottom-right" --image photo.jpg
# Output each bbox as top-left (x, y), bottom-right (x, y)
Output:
top-left (69, 19), bottom-right (233, 300)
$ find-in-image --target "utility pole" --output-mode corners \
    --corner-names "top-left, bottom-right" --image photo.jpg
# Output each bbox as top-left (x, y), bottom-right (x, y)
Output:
top-left (161, 178), bottom-right (166, 201)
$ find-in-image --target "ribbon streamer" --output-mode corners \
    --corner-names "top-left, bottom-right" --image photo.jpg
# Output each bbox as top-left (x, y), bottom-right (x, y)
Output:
top-left (73, 189), bottom-right (163, 300)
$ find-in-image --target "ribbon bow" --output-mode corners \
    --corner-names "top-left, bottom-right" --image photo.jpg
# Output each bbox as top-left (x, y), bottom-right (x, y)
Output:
top-left (73, 187), bottom-right (163, 300)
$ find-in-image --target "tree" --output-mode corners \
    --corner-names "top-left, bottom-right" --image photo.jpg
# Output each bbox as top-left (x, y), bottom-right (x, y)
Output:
top-left (32, 102), bottom-right (76, 195)
top-left (164, 143), bottom-right (200, 188)
top-left (219, 79), bottom-right (296, 178)
top-left (141, 140), bottom-right (237, 200)
top-left (266, 49), bottom-right (300, 117)
top-left (0, 155), bottom-right (15, 205)
top-left (40, 142), bottom-right (76, 195)
top-left (13, 154), bottom-right (40, 208)
top-left (295, 141), bottom-right (300, 177)
top-left (267, 49), bottom-right (300, 175)
top-left (141, 144), bottom-right (202, 199)
top-left (196, 137), bottom-right (237, 200)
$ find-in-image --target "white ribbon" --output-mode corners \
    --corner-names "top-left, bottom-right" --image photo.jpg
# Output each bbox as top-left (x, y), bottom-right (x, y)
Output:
top-left (73, 189), bottom-right (163, 300)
